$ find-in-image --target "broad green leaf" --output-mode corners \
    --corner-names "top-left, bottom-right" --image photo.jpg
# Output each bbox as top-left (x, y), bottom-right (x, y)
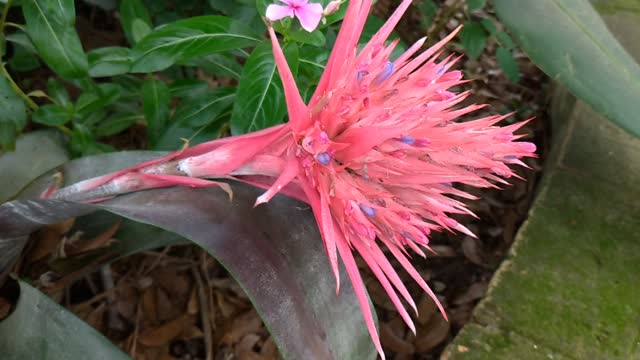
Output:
top-left (47, 78), bottom-right (71, 108)
top-left (230, 42), bottom-right (299, 134)
top-left (87, 46), bottom-right (132, 77)
top-left (171, 86), bottom-right (233, 128)
top-left (0, 75), bottom-right (27, 151)
top-left (22, 0), bottom-right (88, 79)
top-left (480, 18), bottom-right (497, 35)
top-left (142, 79), bottom-right (170, 148)
top-left (156, 87), bottom-right (234, 150)
top-left (119, 0), bottom-right (152, 45)
top-left (0, 151), bottom-right (377, 360)
top-left (5, 31), bottom-right (37, 53)
top-left (210, 0), bottom-right (265, 32)
top-left (7, 44), bottom-right (40, 72)
top-left (74, 83), bottom-right (121, 117)
top-left (458, 20), bottom-right (487, 60)
top-left (131, 15), bottom-right (260, 73)
top-left (466, 0), bottom-right (486, 12)
top-left (496, 31), bottom-right (516, 50)
top-left (496, 47), bottom-right (520, 82)
top-left (186, 53), bottom-right (243, 79)
top-left (94, 112), bottom-right (143, 137)
top-left (32, 104), bottom-right (73, 126)
top-left (168, 79), bottom-right (210, 98)
top-left (82, 0), bottom-right (117, 11)
top-left (493, 0), bottom-right (640, 137)
top-left (420, 0), bottom-right (438, 28)
top-left (157, 87), bottom-right (235, 150)
top-left (0, 280), bottom-right (130, 360)
top-left (289, 29), bottom-right (327, 47)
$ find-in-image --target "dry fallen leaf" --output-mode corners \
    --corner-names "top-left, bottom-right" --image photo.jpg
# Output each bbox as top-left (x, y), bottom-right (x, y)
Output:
top-left (380, 321), bottom-right (414, 354)
top-left (221, 310), bottom-right (263, 345)
top-left (138, 314), bottom-right (193, 347)
top-left (415, 314), bottom-right (451, 353)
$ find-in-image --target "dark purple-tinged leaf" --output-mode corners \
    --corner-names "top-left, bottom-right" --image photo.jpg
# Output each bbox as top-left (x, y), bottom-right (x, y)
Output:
top-left (0, 151), bottom-right (377, 359)
top-left (0, 280), bottom-right (130, 359)
top-left (0, 130), bottom-right (68, 204)
top-left (131, 16), bottom-right (261, 73)
top-left (0, 131), bottom-right (69, 273)
top-left (230, 42), bottom-right (299, 134)
top-left (22, 0), bottom-right (89, 79)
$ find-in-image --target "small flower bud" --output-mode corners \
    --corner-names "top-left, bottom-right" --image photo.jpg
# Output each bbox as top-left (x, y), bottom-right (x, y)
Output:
top-left (324, 1), bottom-right (342, 16)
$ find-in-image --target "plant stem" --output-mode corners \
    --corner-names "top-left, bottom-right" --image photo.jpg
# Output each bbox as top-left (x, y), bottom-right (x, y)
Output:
top-left (0, 0), bottom-right (11, 33)
top-left (0, 0), bottom-right (37, 111)
top-left (0, 62), bottom-right (38, 110)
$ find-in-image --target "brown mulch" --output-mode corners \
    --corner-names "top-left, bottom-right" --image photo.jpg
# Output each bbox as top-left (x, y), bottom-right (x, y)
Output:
top-left (2, 1), bottom-right (550, 359)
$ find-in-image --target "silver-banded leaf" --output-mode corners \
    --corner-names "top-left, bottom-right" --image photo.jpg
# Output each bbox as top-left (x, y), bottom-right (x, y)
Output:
top-left (493, 0), bottom-right (640, 137)
top-left (0, 151), bottom-right (377, 360)
top-left (0, 280), bottom-right (131, 360)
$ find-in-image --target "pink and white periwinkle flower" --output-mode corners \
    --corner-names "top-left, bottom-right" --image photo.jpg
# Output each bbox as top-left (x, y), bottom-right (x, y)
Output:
top-left (50, 0), bottom-right (537, 357)
top-left (266, 0), bottom-right (324, 32)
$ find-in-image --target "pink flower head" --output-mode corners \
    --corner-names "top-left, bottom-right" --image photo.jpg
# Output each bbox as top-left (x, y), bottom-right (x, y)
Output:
top-left (51, 0), bottom-right (536, 357)
top-left (266, 0), bottom-right (324, 32)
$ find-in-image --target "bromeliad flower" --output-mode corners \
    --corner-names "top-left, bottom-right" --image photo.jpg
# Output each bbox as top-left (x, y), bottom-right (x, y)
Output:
top-left (50, 0), bottom-right (536, 357)
top-left (266, 0), bottom-right (324, 32)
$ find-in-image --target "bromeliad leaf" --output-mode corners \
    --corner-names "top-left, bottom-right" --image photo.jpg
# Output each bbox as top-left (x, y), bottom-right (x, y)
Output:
top-left (131, 15), bottom-right (260, 73)
top-left (230, 42), bottom-right (299, 134)
top-left (494, 0), bottom-right (640, 137)
top-left (142, 79), bottom-right (171, 148)
top-left (0, 151), bottom-right (377, 360)
top-left (0, 75), bottom-right (27, 151)
top-left (0, 131), bottom-right (69, 271)
top-left (22, 0), bottom-right (88, 79)
top-left (0, 280), bottom-right (131, 360)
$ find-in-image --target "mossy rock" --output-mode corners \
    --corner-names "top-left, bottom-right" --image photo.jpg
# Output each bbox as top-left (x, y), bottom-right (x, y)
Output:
top-left (443, 5), bottom-right (640, 359)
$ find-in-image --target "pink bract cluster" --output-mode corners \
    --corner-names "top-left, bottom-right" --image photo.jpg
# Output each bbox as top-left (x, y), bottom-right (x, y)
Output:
top-left (51, 0), bottom-right (535, 357)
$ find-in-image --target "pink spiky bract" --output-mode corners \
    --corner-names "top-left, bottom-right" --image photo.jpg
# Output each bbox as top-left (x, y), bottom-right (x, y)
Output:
top-left (50, 0), bottom-right (536, 357)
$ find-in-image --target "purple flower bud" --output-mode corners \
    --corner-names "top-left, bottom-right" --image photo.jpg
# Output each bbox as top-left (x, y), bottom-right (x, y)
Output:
top-left (359, 204), bottom-right (376, 217)
top-left (316, 152), bottom-right (331, 165)
top-left (399, 135), bottom-right (415, 145)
